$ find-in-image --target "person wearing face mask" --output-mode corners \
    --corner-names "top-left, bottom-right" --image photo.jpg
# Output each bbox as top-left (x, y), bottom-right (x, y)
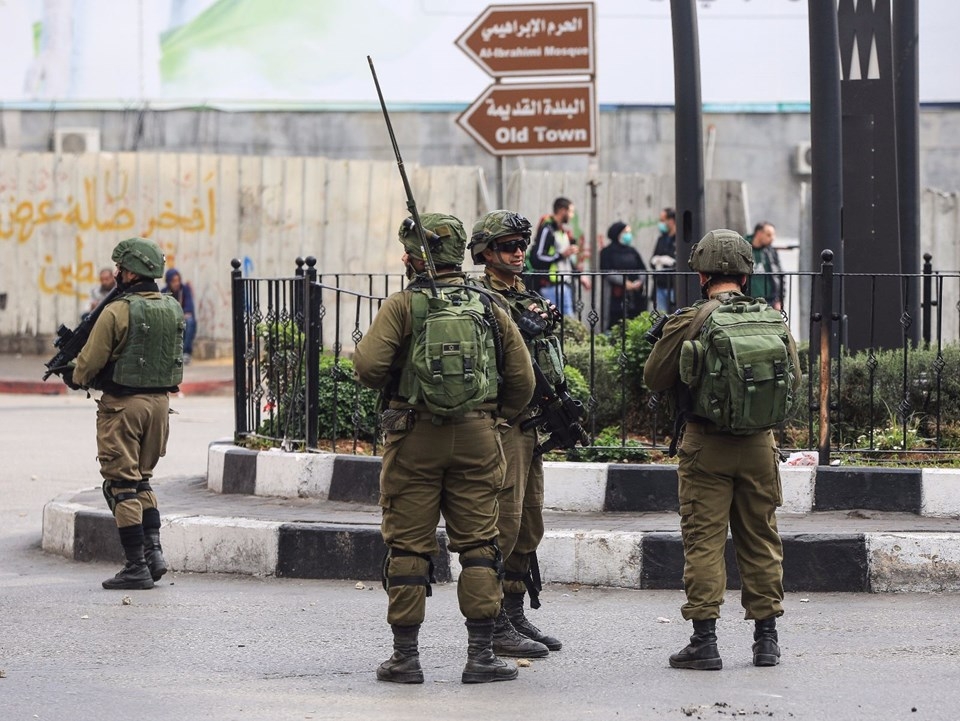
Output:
top-left (599, 220), bottom-right (647, 331)
top-left (651, 207), bottom-right (678, 313)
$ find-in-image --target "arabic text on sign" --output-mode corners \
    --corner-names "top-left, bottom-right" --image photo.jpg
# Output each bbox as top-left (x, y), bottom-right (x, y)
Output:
top-left (480, 16), bottom-right (584, 43)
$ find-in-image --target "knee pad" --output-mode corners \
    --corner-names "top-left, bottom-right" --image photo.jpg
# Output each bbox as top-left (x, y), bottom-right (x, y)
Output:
top-left (102, 480), bottom-right (139, 515)
top-left (459, 539), bottom-right (504, 580)
top-left (382, 548), bottom-right (435, 597)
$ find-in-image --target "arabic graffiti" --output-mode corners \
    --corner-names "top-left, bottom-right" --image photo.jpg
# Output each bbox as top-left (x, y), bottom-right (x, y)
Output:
top-left (0, 169), bottom-right (217, 298)
top-left (0, 177), bottom-right (217, 244)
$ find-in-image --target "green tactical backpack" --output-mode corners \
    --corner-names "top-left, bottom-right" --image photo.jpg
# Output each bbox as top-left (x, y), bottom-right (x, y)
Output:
top-left (398, 285), bottom-right (500, 417)
top-left (678, 297), bottom-right (796, 434)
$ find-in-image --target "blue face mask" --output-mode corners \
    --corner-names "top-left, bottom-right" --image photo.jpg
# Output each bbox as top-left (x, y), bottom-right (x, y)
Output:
top-left (657, 221), bottom-right (668, 234)
top-left (620, 232), bottom-right (633, 245)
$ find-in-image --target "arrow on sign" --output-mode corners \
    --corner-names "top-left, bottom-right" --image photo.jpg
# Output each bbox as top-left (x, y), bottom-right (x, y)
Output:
top-left (455, 2), bottom-right (595, 78)
top-left (456, 82), bottom-right (596, 156)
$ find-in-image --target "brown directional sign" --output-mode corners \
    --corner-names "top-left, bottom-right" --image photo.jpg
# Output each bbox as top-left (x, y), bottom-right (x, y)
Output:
top-left (457, 82), bottom-right (596, 156)
top-left (456, 3), bottom-right (595, 78)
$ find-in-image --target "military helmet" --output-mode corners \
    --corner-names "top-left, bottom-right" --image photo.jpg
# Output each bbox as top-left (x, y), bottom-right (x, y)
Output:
top-left (689, 229), bottom-right (753, 277)
top-left (467, 210), bottom-right (532, 265)
top-left (398, 212), bottom-right (467, 267)
top-left (111, 237), bottom-right (166, 278)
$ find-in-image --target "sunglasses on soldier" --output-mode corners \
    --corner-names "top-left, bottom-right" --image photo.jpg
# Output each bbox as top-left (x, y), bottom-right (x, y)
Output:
top-left (495, 239), bottom-right (528, 254)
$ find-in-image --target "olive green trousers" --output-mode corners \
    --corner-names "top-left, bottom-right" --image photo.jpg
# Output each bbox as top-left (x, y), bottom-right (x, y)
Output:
top-left (496, 421), bottom-right (545, 595)
top-left (676, 424), bottom-right (784, 622)
top-left (380, 413), bottom-right (505, 626)
top-left (96, 392), bottom-right (168, 528)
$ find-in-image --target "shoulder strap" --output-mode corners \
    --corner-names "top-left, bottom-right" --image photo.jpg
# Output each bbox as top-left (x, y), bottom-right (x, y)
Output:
top-left (684, 299), bottom-right (722, 341)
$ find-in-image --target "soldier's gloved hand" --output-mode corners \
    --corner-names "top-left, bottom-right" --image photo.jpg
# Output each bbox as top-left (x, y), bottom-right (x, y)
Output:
top-left (517, 309), bottom-right (548, 340)
top-left (61, 367), bottom-right (82, 391)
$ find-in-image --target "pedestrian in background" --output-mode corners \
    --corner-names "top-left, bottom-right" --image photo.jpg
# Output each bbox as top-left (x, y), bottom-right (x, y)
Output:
top-left (529, 197), bottom-right (580, 318)
top-left (747, 221), bottom-right (784, 310)
top-left (650, 207), bottom-right (677, 313)
top-left (67, 237), bottom-right (184, 590)
top-left (353, 213), bottom-right (534, 685)
top-left (599, 220), bottom-right (647, 331)
top-left (87, 267), bottom-right (117, 316)
top-left (162, 268), bottom-right (197, 363)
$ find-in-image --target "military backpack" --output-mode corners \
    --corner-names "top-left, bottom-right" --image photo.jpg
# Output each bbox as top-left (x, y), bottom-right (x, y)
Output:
top-left (679, 296), bottom-right (796, 434)
top-left (397, 285), bottom-right (500, 417)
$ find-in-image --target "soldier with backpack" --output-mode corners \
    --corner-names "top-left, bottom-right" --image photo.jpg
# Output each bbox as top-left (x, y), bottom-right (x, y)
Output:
top-left (643, 229), bottom-right (801, 671)
top-left (353, 212), bottom-right (534, 685)
top-left (467, 210), bottom-right (569, 661)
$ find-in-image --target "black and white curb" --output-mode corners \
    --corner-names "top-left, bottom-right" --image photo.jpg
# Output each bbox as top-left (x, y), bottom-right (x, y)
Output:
top-left (42, 441), bottom-right (960, 592)
top-left (207, 444), bottom-right (960, 517)
top-left (42, 498), bottom-right (960, 592)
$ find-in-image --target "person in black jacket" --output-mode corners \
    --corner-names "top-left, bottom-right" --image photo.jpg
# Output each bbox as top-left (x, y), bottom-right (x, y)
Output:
top-left (599, 221), bottom-right (647, 331)
top-left (650, 207), bottom-right (677, 313)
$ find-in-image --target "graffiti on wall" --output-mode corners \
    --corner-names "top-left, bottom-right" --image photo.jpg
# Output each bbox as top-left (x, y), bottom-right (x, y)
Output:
top-left (0, 170), bottom-right (217, 299)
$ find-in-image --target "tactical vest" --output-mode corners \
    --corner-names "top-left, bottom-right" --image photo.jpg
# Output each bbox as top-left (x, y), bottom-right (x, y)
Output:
top-left (475, 277), bottom-right (566, 389)
top-left (111, 294), bottom-right (185, 388)
top-left (396, 285), bottom-right (499, 417)
top-left (679, 295), bottom-right (796, 434)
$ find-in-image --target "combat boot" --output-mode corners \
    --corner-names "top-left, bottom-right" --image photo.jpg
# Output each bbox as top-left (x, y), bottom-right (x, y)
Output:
top-left (143, 528), bottom-right (169, 582)
top-left (377, 624), bottom-right (423, 684)
top-left (503, 591), bottom-right (562, 651)
top-left (102, 545), bottom-right (154, 590)
top-left (669, 619), bottom-right (722, 670)
top-left (462, 618), bottom-right (519, 684)
top-left (752, 618), bottom-right (781, 667)
top-left (493, 607), bottom-right (549, 658)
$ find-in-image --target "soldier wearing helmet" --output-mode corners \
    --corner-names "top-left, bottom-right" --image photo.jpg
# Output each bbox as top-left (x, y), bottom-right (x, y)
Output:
top-left (467, 209), bottom-right (567, 658)
top-left (70, 237), bottom-right (185, 591)
top-left (354, 212), bottom-right (534, 685)
top-left (643, 229), bottom-right (801, 672)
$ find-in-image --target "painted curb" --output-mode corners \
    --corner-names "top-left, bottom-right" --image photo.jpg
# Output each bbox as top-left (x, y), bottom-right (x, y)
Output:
top-left (207, 445), bottom-right (960, 517)
top-left (42, 493), bottom-right (960, 592)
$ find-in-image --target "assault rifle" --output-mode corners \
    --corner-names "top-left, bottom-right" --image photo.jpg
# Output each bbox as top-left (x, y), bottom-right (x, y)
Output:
top-left (521, 363), bottom-right (591, 456)
top-left (42, 286), bottom-right (121, 381)
top-left (515, 308), bottom-right (590, 456)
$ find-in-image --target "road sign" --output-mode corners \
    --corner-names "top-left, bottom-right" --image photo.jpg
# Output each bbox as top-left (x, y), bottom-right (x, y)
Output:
top-left (456, 82), bottom-right (596, 156)
top-left (455, 3), bottom-right (595, 78)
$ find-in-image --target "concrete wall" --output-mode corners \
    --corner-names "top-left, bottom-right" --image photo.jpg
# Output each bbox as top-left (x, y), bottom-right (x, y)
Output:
top-left (3, 106), bottom-right (960, 246)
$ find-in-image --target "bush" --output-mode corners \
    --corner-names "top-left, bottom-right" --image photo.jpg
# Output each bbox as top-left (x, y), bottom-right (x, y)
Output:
top-left (254, 320), bottom-right (379, 446)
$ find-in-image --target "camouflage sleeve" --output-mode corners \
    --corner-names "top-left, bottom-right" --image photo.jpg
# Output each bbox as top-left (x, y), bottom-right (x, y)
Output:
top-left (491, 303), bottom-right (534, 419)
top-left (353, 292), bottom-right (409, 390)
top-left (73, 303), bottom-right (128, 386)
top-left (642, 310), bottom-right (694, 392)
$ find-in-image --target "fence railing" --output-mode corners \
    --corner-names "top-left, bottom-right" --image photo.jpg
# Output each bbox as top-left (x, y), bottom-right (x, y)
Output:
top-left (230, 254), bottom-right (960, 464)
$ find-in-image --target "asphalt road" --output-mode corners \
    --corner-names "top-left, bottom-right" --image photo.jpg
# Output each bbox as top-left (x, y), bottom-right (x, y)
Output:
top-left (2, 393), bottom-right (959, 721)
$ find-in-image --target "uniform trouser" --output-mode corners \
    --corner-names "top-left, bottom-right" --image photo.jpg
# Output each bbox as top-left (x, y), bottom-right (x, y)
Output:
top-left (496, 421), bottom-right (546, 595)
top-left (676, 425), bottom-right (784, 622)
top-left (96, 392), bottom-right (169, 528)
top-left (379, 412), bottom-right (505, 627)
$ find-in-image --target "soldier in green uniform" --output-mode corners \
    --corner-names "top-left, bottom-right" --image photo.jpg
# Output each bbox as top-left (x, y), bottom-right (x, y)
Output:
top-left (467, 210), bottom-right (565, 659)
top-left (353, 213), bottom-right (534, 685)
top-left (67, 237), bottom-right (185, 590)
top-left (643, 229), bottom-right (800, 670)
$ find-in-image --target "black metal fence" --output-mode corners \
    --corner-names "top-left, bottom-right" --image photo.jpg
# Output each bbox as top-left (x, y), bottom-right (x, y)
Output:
top-left (230, 254), bottom-right (960, 464)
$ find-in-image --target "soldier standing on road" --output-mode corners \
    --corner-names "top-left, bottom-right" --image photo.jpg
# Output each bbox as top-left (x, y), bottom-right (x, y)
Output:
top-left (353, 213), bottom-right (534, 685)
top-left (66, 237), bottom-right (184, 590)
top-left (643, 230), bottom-right (800, 670)
top-left (467, 210), bottom-right (566, 660)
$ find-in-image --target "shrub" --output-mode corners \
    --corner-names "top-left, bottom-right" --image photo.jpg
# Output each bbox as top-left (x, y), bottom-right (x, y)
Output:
top-left (254, 320), bottom-right (379, 446)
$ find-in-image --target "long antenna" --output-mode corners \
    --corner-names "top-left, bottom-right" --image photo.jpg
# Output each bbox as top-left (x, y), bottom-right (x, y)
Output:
top-left (368, 55), bottom-right (438, 296)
